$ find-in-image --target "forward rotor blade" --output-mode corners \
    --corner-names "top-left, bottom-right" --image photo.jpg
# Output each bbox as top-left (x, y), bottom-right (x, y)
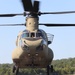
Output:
top-left (22, 0), bottom-right (33, 11)
top-left (0, 24), bottom-right (25, 26)
top-left (39, 11), bottom-right (75, 15)
top-left (0, 13), bottom-right (23, 17)
top-left (39, 23), bottom-right (75, 26)
top-left (33, 1), bottom-right (40, 12)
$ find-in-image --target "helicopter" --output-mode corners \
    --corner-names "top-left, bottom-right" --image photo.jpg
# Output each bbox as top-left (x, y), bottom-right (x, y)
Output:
top-left (0, 0), bottom-right (75, 75)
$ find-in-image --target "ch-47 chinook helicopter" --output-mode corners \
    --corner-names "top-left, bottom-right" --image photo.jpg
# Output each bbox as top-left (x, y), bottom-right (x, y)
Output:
top-left (0, 0), bottom-right (75, 75)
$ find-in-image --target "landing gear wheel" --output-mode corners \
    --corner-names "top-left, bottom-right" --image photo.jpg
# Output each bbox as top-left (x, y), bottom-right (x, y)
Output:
top-left (47, 65), bottom-right (50, 75)
top-left (12, 65), bottom-right (16, 73)
top-left (15, 66), bottom-right (19, 75)
top-left (12, 65), bottom-right (19, 75)
top-left (50, 65), bottom-right (53, 72)
top-left (47, 65), bottom-right (54, 75)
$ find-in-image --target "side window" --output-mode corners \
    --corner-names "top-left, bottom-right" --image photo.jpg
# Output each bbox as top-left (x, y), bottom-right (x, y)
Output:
top-left (41, 30), bottom-right (47, 41)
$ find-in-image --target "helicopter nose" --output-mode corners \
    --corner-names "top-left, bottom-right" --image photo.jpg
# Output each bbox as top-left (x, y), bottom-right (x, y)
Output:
top-left (21, 44), bottom-right (29, 51)
top-left (21, 40), bottom-right (29, 51)
top-left (21, 39), bottom-right (43, 51)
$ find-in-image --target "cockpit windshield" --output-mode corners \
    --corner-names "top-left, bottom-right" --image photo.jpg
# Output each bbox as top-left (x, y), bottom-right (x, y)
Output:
top-left (21, 32), bottom-right (29, 38)
top-left (21, 29), bottom-right (48, 39)
top-left (36, 33), bottom-right (43, 37)
top-left (21, 32), bottom-right (43, 38)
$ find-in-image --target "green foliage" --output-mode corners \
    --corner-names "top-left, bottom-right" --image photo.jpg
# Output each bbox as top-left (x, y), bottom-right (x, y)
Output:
top-left (0, 58), bottom-right (75, 75)
top-left (52, 57), bottom-right (75, 75)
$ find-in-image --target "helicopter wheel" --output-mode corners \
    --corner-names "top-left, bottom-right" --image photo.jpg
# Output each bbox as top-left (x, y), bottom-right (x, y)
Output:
top-left (12, 65), bottom-right (16, 73)
top-left (15, 66), bottom-right (19, 75)
top-left (12, 65), bottom-right (19, 75)
top-left (47, 65), bottom-right (50, 75)
top-left (50, 65), bottom-right (53, 72)
top-left (47, 65), bottom-right (54, 75)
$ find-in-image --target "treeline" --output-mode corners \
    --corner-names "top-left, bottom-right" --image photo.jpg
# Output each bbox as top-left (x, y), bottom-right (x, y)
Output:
top-left (0, 58), bottom-right (75, 75)
top-left (52, 57), bottom-right (75, 75)
top-left (0, 64), bottom-right (46, 75)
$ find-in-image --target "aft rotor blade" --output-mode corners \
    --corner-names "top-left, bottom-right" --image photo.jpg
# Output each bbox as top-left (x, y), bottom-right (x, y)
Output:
top-left (33, 1), bottom-right (40, 12)
top-left (0, 24), bottom-right (25, 26)
top-left (0, 13), bottom-right (23, 17)
top-left (39, 23), bottom-right (75, 26)
top-left (39, 11), bottom-right (75, 15)
top-left (21, 0), bottom-right (33, 11)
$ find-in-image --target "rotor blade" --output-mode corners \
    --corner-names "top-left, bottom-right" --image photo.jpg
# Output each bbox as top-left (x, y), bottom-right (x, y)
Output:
top-left (0, 24), bottom-right (25, 26)
top-left (33, 1), bottom-right (40, 12)
top-left (39, 23), bottom-right (75, 26)
top-left (21, 0), bottom-right (33, 11)
top-left (39, 11), bottom-right (75, 15)
top-left (0, 13), bottom-right (23, 17)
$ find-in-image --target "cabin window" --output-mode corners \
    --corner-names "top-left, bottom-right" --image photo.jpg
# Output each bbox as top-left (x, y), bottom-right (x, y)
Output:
top-left (21, 33), bottom-right (29, 38)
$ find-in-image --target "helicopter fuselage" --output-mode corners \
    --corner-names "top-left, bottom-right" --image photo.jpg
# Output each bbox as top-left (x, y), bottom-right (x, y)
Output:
top-left (12, 17), bottom-right (54, 69)
top-left (12, 29), bottom-right (54, 68)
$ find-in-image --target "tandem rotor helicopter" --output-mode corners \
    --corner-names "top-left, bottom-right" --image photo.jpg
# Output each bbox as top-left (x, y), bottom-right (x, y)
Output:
top-left (0, 0), bottom-right (75, 75)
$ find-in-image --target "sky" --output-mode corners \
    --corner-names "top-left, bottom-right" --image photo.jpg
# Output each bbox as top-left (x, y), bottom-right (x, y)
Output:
top-left (0, 0), bottom-right (75, 63)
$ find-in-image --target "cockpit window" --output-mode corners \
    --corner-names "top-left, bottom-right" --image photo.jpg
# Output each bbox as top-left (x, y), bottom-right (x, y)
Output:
top-left (21, 29), bottom-right (46, 38)
top-left (36, 33), bottom-right (43, 37)
top-left (31, 33), bottom-right (35, 37)
top-left (21, 33), bottom-right (29, 38)
top-left (38, 29), bottom-right (48, 41)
